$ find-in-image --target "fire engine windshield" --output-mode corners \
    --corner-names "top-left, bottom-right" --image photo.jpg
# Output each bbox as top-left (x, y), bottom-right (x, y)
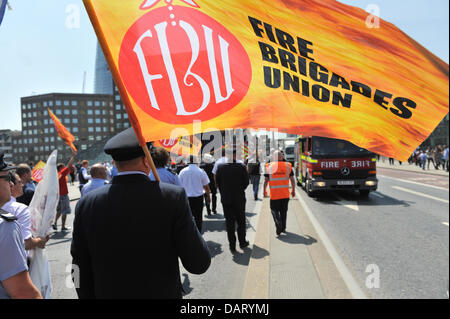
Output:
top-left (312, 137), bottom-right (373, 157)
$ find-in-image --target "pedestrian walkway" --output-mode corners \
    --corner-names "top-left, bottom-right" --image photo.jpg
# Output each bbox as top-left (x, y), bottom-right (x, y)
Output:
top-left (242, 195), bottom-right (355, 299)
top-left (377, 158), bottom-right (449, 176)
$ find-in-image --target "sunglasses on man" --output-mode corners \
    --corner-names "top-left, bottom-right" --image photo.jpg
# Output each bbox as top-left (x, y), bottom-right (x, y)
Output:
top-left (0, 175), bottom-right (12, 182)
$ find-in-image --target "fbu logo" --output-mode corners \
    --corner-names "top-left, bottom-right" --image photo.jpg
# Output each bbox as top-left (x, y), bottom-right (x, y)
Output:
top-left (119, 2), bottom-right (252, 124)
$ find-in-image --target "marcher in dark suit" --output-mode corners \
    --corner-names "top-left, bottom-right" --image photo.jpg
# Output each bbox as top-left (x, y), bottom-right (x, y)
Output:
top-left (215, 147), bottom-right (250, 253)
top-left (70, 128), bottom-right (211, 299)
top-left (200, 154), bottom-right (217, 215)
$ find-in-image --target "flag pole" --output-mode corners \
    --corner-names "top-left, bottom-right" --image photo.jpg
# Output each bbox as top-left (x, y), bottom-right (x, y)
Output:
top-left (142, 144), bottom-right (160, 182)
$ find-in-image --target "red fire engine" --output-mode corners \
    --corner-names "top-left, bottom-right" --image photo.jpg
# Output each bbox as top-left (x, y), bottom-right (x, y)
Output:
top-left (294, 136), bottom-right (378, 197)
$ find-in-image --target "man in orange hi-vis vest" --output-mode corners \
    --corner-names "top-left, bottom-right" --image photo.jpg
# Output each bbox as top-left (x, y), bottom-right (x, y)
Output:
top-left (263, 150), bottom-right (296, 236)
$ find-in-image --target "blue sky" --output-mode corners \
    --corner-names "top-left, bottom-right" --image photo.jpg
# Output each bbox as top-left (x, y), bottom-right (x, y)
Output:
top-left (0, 0), bottom-right (448, 131)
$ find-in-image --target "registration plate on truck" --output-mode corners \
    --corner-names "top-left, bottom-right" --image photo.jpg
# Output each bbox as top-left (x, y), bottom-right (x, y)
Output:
top-left (337, 180), bottom-right (354, 185)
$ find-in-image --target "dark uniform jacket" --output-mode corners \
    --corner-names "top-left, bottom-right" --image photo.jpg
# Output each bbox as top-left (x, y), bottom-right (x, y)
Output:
top-left (70, 174), bottom-right (211, 299)
top-left (215, 163), bottom-right (249, 205)
top-left (200, 162), bottom-right (216, 193)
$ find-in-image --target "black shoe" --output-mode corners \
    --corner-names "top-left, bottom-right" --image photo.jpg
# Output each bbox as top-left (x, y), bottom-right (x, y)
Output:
top-left (276, 227), bottom-right (282, 236)
top-left (230, 244), bottom-right (237, 253)
top-left (52, 224), bottom-right (57, 231)
top-left (239, 241), bottom-right (250, 249)
top-left (61, 226), bottom-right (71, 231)
top-left (212, 210), bottom-right (217, 214)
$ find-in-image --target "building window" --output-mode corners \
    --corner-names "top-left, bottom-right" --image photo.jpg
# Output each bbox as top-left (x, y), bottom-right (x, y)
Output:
top-left (95, 127), bottom-right (101, 132)
top-left (64, 119), bottom-right (70, 124)
top-left (96, 136), bottom-right (102, 141)
top-left (64, 101), bottom-right (70, 106)
top-left (56, 110), bottom-right (62, 115)
top-left (71, 101), bottom-right (78, 106)
top-left (95, 119), bottom-right (101, 124)
top-left (44, 119), bottom-right (48, 125)
top-left (124, 122), bottom-right (130, 128)
top-left (48, 101), bottom-right (53, 107)
top-left (73, 127), bottom-right (78, 133)
top-left (89, 136), bottom-right (94, 141)
top-left (81, 145), bottom-right (87, 150)
top-left (64, 110), bottom-right (70, 115)
top-left (87, 101), bottom-right (93, 106)
top-left (43, 101), bottom-right (47, 107)
top-left (95, 101), bottom-right (100, 107)
top-left (88, 118), bottom-right (93, 124)
top-left (95, 110), bottom-right (100, 115)
top-left (88, 127), bottom-right (94, 132)
top-left (87, 110), bottom-right (93, 115)
top-left (72, 109), bottom-right (78, 115)
top-left (116, 114), bottom-right (122, 119)
top-left (56, 100), bottom-right (61, 106)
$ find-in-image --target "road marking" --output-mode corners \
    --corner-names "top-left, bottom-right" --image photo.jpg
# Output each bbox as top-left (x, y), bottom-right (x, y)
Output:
top-left (442, 222), bottom-right (449, 227)
top-left (297, 188), bottom-right (367, 299)
top-left (379, 175), bottom-right (448, 191)
top-left (332, 194), bottom-right (359, 211)
top-left (391, 186), bottom-right (449, 204)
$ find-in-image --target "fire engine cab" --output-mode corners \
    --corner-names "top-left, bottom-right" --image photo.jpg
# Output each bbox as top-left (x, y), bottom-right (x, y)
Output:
top-left (294, 136), bottom-right (378, 197)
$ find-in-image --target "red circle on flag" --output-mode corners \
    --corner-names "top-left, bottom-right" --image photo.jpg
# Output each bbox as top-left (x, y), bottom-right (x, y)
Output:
top-left (119, 6), bottom-right (252, 124)
top-left (159, 138), bottom-right (178, 148)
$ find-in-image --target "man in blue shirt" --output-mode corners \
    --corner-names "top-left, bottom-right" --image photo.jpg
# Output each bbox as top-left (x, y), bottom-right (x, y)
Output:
top-left (149, 147), bottom-right (182, 186)
top-left (81, 163), bottom-right (109, 197)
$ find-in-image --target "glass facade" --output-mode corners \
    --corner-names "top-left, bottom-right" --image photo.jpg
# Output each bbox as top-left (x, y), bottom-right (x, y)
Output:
top-left (94, 42), bottom-right (114, 95)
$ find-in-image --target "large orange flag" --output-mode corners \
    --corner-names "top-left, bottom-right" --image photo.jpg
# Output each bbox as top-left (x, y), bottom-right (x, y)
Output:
top-left (48, 108), bottom-right (77, 152)
top-left (84, 0), bottom-right (448, 161)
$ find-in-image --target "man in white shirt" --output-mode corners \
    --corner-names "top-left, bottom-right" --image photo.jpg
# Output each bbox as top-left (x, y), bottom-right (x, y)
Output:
top-left (179, 156), bottom-right (211, 233)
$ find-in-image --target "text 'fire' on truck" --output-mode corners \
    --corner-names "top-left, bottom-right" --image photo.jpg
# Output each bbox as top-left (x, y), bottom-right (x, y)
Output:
top-left (294, 136), bottom-right (378, 197)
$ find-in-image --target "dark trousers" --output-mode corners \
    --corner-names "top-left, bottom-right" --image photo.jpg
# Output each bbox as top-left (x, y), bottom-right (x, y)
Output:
top-left (270, 198), bottom-right (289, 232)
top-left (188, 195), bottom-right (204, 233)
top-left (204, 191), bottom-right (217, 214)
top-left (222, 200), bottom-right (247, 248)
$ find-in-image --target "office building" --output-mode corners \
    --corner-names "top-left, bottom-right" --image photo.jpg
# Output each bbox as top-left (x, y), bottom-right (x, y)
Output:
top-left (12, 93), bottom-right (131, 163)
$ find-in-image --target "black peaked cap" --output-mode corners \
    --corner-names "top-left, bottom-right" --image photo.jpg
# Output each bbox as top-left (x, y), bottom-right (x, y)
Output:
top-left (0, 151), bottom-right (16, 172)
top-left (104, 128), bottom-right (151, 161)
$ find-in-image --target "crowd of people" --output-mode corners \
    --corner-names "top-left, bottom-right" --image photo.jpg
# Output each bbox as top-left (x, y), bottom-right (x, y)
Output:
top-left (407, 145), bottom-right (449, 171)
top-left (0, 128), bottom-right (299, 299)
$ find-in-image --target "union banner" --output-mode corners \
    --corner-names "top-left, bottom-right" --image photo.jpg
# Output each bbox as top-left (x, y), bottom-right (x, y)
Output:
top-left (84, 0), bottom-right (449, 161)
top-left (31, 161), bottom-right (46, 183)
top-left (154, 135), bottom-right (202, 156)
